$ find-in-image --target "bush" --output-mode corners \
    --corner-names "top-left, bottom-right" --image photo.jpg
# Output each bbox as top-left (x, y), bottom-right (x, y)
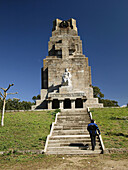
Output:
top-left (100, 99), bottom-right (119, 107)
top-left (0, 98), bottom-right (34, 110)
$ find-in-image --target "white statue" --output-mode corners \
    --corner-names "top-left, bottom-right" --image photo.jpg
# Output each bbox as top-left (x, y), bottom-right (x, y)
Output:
top-left (62, 68), bottom-right (72, 86)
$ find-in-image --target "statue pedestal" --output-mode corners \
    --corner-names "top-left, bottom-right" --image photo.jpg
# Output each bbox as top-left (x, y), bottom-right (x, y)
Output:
top-left (59, 86), bottom-right (72, 94)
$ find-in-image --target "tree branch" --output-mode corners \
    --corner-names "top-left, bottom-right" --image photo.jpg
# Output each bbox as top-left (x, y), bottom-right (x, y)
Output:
top-left (7, 92), bottom-right (18, 95)
top-left (0, 87), bottom-right (5, 91)
top-left (0, 92), bottom-right (4, 98)
top-left (5, 84), bottom-right (14, 92)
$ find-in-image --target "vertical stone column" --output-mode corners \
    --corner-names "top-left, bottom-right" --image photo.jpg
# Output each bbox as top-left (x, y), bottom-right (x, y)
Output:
top-left (71, 100), bottom-right (75, 109)
top-left (48, 100), bottom-right (52, 110)
top-left (62, 38), bottom-right (69, 59)
top-left (59, 100), bottom-right (64, 109)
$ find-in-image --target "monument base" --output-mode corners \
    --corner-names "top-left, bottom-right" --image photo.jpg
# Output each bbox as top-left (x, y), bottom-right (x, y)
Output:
top-left (31, 86), bottom-right (103, 110)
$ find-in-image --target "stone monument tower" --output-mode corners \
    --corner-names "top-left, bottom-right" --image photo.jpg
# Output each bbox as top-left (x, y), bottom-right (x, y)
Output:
top-left (32, 18), bottom-right (103, 110)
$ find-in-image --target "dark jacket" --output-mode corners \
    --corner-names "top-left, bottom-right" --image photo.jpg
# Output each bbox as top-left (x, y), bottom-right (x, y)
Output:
top-left (87, 123), bottom-right (101, 136)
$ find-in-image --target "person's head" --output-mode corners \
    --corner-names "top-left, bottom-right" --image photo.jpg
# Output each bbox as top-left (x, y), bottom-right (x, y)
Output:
top-left (91, 119), bottom-right (94, 123)
top-left (65, 68), bottom-right (68, 72)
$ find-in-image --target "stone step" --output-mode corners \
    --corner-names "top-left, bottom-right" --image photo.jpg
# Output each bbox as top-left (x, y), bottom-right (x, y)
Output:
top-left (49, 135), bottom-right (91, 140)
top-left (48, 138), bottom-right (99, 143)
top-left (57, 120), bottom-right (90, 123)
top-left (56, 122), bottom-right (90, 126)
top-left (59, 113), bottom-right (89, 116)
top-left (48, 139), bottom-right (100, 145)
top-left (60, 143), bottom-right (101, 147)
top-left (53, 126), bottom-right (87, 130)
top-left (57, 117), bottom-right (90, 120)
top-left (57, 115), bottom-right (89, 118)
top-left (52, 130), bottom-right (89, 136)
top-left (45, 109), bottom-right (103, 155)
top-left (57, 120), bottom-right (90, 124)
top-left (54, 125), bottom-right (88, 128)
top-left (47, 143), bottom-right (101, 148)
top-left (58, 113), bottom-right (89, 117)
top-left (52, 132), bottom-right (89, 136)
top-left (57, 118), bottom-right (90, 122)
top-left (49, 136), bottom-right (100, 143)
top-left (61, 109), bottom-right (87, 113)
top-left (46, 150), bottom-right (102, 155)
top-left (54, 125), bottom-right (87, 127)
top-left (52, 129), bottom-right (88, 133)
top-left (55, 122), bottom-right (89, 126)
top-left (47, 146), bottom-right (101, 151)
top-left (59, 114), bottom-right (88, 117)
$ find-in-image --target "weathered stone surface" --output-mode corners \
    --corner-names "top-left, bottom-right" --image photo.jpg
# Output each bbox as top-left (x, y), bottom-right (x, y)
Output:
top-left (45, 109), bottom-right (103, 154)
top-left (32, 18), bottom-right (103, 110)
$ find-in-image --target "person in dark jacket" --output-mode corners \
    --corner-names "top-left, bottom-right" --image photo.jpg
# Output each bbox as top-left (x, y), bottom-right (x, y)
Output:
top-left (87, 119), bottom-right (101, 151)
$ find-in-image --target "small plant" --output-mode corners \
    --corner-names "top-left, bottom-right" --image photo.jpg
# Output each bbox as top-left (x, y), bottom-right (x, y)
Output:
top-left (39, 136), bottom-right (47, 142)
top-left (7, 150), bottom-right (12, 155)
top-left (51, 109), bottom-right (61, 118)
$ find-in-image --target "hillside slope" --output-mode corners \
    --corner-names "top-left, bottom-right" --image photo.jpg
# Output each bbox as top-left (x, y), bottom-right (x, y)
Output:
top-left (0, 108), bottom-right (127, 152)
top-left (91, 108), bottom-right (128, 148)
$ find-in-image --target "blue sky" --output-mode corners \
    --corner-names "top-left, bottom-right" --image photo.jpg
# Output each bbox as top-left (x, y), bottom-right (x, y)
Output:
top-left (0, 0), bottom-right (128, 106)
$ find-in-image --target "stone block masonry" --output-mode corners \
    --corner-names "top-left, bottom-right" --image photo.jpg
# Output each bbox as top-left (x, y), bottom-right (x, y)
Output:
top-left (44, 109), bottom-right (103, 154)
top-left (32, 18), bottom-right (103, 110)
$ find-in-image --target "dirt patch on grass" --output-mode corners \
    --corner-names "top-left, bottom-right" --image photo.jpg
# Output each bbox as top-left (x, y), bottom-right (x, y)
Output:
top-left (102, 159), bottom-right (128, 170)
top-left (0, 154), bottom-right (128, 170)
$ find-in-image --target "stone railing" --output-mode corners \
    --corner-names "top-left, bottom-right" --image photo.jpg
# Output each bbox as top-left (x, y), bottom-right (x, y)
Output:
top-left (44, 111), bottom-right (61, 153)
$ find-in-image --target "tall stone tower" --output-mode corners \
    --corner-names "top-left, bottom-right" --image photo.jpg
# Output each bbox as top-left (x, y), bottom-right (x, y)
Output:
top-left (32, 18), bottom-right (103, 110)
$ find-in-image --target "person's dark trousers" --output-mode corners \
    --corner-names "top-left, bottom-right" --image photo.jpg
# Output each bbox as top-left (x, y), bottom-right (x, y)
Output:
top-left (90, 134), bottom-right (96, 150)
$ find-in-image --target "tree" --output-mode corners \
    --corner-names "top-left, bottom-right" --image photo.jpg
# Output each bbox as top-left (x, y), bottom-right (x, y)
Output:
top-left (20, 101), bottom-right (33, 110)
top-left (32, 95), bottom-right (40, 103)
top-left (4, 99), bottom-right (33, 111)
top-left (93, 86), bottom-right (104, 100)
top-left (0, 98), bottom-right (3, 110)
top-left (0, 84), bottom-right (18, 126)
top-left (93, 86), bottom-right (119, 107)
top-left (100, 99), bottom-right (119, 107)
top-left (32, 96), bottom-right (37, 103)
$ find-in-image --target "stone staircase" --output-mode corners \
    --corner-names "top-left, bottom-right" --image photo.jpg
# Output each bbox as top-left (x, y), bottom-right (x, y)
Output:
top-left (44, 109), bottom-right (103, 154)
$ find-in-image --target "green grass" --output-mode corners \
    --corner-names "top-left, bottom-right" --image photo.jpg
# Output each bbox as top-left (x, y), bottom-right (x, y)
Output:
top-left (90, 108), bottom-right (128, 148)
top-left (0, 153), bottom-right (63, 169)
top-left (0, 108), bottom-right (127, 152)
top-left (0, 110), bottom-right (58, 151)
top-left (0, 108), bottom-right (128, 168)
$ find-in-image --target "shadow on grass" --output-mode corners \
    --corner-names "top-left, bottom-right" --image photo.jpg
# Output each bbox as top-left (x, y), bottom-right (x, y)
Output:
top-left (110, 116), bottom-right (128, 120)
top-left (105, 132), bottom-right (128, 138)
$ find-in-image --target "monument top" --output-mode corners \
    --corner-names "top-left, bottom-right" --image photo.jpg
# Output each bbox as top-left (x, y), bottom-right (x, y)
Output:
top-left (52, 18), bottom-right (77, 33)
top-left (48, 18), bottom-right (82, 59)
top-left (32, 18), bottom-right (103, 110)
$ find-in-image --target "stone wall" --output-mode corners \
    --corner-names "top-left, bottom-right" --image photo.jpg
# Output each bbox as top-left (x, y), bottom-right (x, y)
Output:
top-left (43, 57), bottom-right (91, 92)
top-left (32, 18), bottom-right (103, 110)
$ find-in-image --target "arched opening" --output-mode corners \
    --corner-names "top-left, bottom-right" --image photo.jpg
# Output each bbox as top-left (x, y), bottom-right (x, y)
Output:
top-left (52, 99), bottom-right (59, 109)
top-left (64, 99), bottom-right (71, 109)
top-left (75, 98), bottom-right (83, 108)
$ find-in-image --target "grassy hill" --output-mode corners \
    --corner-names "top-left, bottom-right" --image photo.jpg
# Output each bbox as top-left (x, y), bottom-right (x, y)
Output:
top-left (0, 108), bottom-right (127, 152)
top-left (90, 108), bottom-right (128, 148)
top-left (0, 110), bottom-right (58, 152)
